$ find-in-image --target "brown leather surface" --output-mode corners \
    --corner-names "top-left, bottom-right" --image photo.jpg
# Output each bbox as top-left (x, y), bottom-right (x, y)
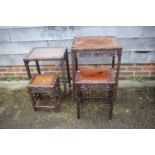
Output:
top-left (73, 36), bottom-right (120, 50)
top-left (75, 68), bottom-right (115, 84)
top-left (31, 75), bottom-right (56, 86)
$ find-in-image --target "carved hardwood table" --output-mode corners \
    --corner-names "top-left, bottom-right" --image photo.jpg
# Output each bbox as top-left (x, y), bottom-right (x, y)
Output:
top-left (71, 36), bottom-right (122, 119)
top-left (27, 74), bottom-right (61, 111)
top-left (23, 47), bottom-right (71, 96)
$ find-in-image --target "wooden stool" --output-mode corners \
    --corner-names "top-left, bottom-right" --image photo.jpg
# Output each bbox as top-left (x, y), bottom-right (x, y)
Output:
top-left (27, 74), bottom-right (61, 112)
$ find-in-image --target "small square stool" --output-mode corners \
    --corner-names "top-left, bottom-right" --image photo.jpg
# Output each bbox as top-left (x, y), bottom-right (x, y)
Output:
top-left (27, 74), bottom-right (61, 112)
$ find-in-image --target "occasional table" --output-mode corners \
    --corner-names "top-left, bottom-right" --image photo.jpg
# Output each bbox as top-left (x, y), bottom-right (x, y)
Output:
top-left (23, 47), bottom-right (71, 96)
top-left (71, 36), bottom-right (122, 119)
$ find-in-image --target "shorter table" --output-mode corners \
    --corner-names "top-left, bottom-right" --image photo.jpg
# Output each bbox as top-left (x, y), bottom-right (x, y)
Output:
top-left (27, 74), bottom-right (61, 112)
top-left (23, 47), bottom-right (71, 95)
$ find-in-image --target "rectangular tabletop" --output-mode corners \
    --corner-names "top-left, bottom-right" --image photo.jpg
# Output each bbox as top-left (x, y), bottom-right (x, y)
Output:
top-left (72, 36), bottom-right (122, 51)
top-left (24, 47), bottom-right (66, 61)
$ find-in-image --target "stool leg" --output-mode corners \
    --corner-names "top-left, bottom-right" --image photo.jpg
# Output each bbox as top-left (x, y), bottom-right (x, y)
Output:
top-left (57, 76), bottom-right (61, 96)
top-left (53, 79), bottom-right (61, 112)
top-left (38, 93), bottom-right (42, 100)
top-left (28, 89), bottom-right (37, 111)
top-left (49, 94), bottom-right (59, 112)
top-left (56, 95), bottom-right (60, 112)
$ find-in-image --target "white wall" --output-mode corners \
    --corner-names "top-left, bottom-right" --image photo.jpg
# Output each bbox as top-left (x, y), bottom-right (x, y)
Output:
top-left (0, 26), bottom-right (155, 66)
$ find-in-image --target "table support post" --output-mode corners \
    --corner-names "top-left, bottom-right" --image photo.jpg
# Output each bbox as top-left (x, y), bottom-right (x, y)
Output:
top-left (71, 50), bottom-right (76, 90)
top-left (65, 49), bottom-right (71, 87)
top-left (60, 59), bottom-right (67, 96)
top-left (114, 49), bottom-right (122, 101)
top-left (36, 60), bottom-right (41, 74)
top-left (112, 54), bottom-right (115, 69)
top-left (24, 60), bottom-right (31, 79)
top-left (108, 88), bottom-right (114, 120)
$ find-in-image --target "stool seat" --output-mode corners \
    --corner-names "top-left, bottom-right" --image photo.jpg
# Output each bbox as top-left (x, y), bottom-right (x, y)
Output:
top-left (28, 75), bottom-right (57, 88)
top-left (75, 68), bottom-right (115, 84)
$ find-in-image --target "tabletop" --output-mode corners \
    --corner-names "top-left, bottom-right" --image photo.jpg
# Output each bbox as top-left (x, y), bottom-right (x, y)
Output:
top-left (24, 47), bottom-right (66, 61)
top-left (72, 36), bottom-right (122, 51)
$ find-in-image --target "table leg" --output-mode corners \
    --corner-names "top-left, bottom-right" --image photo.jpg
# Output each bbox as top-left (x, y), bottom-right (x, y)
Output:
top-left (60, 59), bottom-right (67, 96)
top-left (108, 87), bottom-right (115, 120)
top-left (112, 54), bottom-right (115, 69)
top-left (75, 54), bottom-right (78, 71)
top-left (71, 51), bottom-right (77, 102)
top-left (71, 51), bottom-right (76, 90)
top-left (65, 49), bottom-right (71, 87)
top-left (36, 60), bottom-right (41, 74)
top-left (24, 60), bottom-right (31, 79)
top-left (114, 50), bottom-right (122, 100)
top-left (76, 86), bottom-right (80, 119)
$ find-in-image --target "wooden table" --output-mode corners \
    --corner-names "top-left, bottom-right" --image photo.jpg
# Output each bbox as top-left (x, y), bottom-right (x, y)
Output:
top-left (23, 47), bottom-right (71, 96)
top-left (71, 36), bottom-right (122, 119)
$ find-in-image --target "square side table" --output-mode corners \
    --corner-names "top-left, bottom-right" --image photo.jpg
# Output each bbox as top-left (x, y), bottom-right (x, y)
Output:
top-left (23, 47), bottom-right (71, 96)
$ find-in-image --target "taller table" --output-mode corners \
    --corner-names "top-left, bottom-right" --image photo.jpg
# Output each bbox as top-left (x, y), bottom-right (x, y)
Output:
top-left (71, 36), bottom-right (122, 119)
top-left (23, 47), bottom-right (71, 95)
